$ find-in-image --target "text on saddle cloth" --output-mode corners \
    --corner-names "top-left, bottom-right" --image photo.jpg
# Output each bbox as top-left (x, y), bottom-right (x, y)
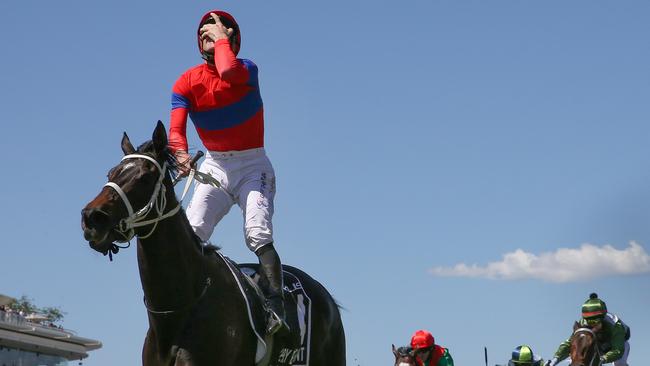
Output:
top-left (239, 265), bottom-right (313, 366)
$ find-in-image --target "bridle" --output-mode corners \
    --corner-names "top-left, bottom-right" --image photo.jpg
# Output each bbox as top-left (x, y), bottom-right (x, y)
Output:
top-left (104, 153), bottom-right (194, 242)
top-left (572, 327), bottom-right (601, 366)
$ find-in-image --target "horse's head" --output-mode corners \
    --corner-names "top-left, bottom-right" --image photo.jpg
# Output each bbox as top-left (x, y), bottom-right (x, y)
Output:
top-left (81, 121), bottom-right (176, 255)
top-left (392, 344), bottom-right (416, 366)
top-left (569, 321), bottom-right (601, 366)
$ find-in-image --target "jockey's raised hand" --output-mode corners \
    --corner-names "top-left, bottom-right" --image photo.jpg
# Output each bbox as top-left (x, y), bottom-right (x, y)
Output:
top-left (199, 13), bottom-right (234, 42)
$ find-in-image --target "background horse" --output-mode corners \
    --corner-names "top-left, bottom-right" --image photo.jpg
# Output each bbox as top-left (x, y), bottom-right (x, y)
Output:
top-left (81, 121), bottom-right (346, 366)
top-left (570, 321), bottom-right (602, 366)
top-left (392, 344), bottom-right (416, 366)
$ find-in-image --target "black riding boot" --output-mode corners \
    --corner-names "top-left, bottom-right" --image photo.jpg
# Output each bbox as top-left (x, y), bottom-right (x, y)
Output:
top-left (256, 244), bottom-right (290, 335)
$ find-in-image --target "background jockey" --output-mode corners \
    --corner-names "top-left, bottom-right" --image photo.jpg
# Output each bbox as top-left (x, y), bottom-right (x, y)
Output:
top-left (406, 330), bottom-right (454, 366)
top-left (546, 293), bottom-right (630, 366)
top-left (168, 9), bottom-right (288, 335)
top-left (508, 345), bottom-right (543, 366)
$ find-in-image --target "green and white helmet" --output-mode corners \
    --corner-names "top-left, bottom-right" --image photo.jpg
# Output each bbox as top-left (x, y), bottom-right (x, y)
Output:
top-left (582, 293), bottom-right (607, 320)
top-left (508, 345), bottom-right (543, 366)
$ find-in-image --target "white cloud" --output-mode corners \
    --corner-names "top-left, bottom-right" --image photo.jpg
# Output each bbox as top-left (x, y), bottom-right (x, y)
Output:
top-left (429, 242), bottom-right (650, 282)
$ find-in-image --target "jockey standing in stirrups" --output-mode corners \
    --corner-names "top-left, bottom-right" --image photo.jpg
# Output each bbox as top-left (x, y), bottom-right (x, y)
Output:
top-left (546, 293), bottom-right (630, 366)
top-left (168, 9), bottom-right (288, 335)
top-left (404, 330), bottom-right (454, 366)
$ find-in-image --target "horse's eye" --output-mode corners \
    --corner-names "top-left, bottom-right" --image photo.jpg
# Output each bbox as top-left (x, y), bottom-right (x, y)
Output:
top-left (107, 167), bottom-right (118, 179)
top-left (140, 172), bottom-right (155, 185)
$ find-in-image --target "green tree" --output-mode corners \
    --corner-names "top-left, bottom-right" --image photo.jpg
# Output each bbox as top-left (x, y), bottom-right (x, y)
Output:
top-left (42, 307), bottom-right (66, 324)
top-left (7, 295), bottom-right (66, 324)
top-left (8, 296), bottom-right (38, 314)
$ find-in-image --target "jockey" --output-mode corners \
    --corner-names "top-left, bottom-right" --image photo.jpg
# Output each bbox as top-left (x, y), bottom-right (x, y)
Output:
top-left (509, 345), bottom-right (543, 366)
top-left (409, 330), bottom-right (454, 366)
top-left (546, 293), bottom-right (630, 366)
top-left (168, 10), bottom-right (288, 335)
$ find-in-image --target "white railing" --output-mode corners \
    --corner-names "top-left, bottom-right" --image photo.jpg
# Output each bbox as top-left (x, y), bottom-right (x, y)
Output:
top-left (0, 309), bottom-right (76, 335)
top-left (0, 309), bottom-right (27, 326)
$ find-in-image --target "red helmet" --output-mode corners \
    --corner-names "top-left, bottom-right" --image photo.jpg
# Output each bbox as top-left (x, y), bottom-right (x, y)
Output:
top-left (197, 10), bottom-right (241, 57)
top-left (410, 330), bottom-right (435, 350)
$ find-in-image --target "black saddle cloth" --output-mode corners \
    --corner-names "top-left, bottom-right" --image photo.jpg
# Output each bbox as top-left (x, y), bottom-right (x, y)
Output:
top-left (203, 245), bottom-right (313, 364)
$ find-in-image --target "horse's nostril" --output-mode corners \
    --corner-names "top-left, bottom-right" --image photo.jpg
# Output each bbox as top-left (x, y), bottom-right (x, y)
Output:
top-left (83, 208), bottom-right (110, 228)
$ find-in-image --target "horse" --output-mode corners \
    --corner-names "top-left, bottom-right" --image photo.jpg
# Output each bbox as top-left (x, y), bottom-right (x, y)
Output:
top-left (392, 344), bottom-right (416, 366)
top-left (569, 321), bottom-right (602, 366)
top-left (81, 121), bottom-right (346, 366)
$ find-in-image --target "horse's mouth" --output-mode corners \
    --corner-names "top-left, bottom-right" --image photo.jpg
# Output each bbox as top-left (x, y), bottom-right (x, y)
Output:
top-left (82, 207), bottom-right (121, 253)
top-left (84, 228), bottom-right (117, 253)
top-left (84, 227), bottom-right (108, 243)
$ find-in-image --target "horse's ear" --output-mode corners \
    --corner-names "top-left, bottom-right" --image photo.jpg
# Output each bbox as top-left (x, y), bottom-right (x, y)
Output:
top-left (152, 121), bottom-right (168, 154)
top-left (573, 321), bottom-right (581, 331)
top-left (392, 344), bottom-right (397, 354)
top-left (121, 132), bottom-right (136, 155)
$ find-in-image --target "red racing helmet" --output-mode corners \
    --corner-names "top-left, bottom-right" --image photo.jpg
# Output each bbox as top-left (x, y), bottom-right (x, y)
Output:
top-left (197, 10), bottom-right (241, 57)
top-left (410, 330), bottom-right (435, 350)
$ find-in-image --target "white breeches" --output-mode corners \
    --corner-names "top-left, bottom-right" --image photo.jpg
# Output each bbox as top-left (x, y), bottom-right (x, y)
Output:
top-left (186, 148), bottom-right (275, 252)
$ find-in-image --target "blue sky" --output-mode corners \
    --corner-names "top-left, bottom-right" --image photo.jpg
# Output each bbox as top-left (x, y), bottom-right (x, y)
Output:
top-left (1, 1), bottom-right (649, 365)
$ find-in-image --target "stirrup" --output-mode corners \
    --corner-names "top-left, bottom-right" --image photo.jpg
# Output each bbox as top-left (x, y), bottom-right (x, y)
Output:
top-left (267, 309), bottom-right (290, 335)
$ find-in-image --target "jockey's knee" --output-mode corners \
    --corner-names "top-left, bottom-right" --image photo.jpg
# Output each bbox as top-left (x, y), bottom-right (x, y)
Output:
top-left (245, 228), bottom-right (273, 252)
top-left (190, 224), bottom-right (212, 243)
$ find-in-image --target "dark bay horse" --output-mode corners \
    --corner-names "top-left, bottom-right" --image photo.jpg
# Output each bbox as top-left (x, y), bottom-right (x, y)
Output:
top-left (570, 321), bottom-right (602, 366)
top-left (392, 344), bottom-right (416, 366)
top-left (81, 121), bottom-right (346, 366)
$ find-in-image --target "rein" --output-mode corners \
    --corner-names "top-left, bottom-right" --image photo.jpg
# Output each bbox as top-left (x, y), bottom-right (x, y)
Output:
top-left (573, 327), bottom-right (601, 366)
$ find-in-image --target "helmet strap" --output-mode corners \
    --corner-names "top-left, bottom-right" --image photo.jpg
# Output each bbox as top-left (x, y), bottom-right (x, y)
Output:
top-left (201, 50), bottom-right (215, 65)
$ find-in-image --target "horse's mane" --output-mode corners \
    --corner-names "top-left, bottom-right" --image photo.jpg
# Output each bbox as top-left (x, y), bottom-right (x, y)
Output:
top-left (136, 140), bottom-right (222, 254)
top-left (136, 141), bottom-right (179, 182)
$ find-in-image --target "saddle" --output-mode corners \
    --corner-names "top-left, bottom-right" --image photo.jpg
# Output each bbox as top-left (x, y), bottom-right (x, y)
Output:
top-left (204, 246), bottom-right (312, 366)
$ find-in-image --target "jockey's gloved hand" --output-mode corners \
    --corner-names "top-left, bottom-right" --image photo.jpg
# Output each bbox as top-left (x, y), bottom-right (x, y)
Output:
top-left (174, 150), bottom-right (192, 176)
top-left (545, 357), bottom-right (558, 366)
top-left (599, 356), bottom-right (606, 364)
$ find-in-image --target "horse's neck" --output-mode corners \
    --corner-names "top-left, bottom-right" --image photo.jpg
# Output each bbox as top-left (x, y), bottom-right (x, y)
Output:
top-left (136, 188), bottom-right (213, 312)
top-left (137, 215), bottom-right (202, 305)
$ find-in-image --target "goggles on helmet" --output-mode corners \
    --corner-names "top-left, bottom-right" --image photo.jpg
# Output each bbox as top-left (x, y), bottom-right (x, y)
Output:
top-left (585, 318), bottom-right (602, 326)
